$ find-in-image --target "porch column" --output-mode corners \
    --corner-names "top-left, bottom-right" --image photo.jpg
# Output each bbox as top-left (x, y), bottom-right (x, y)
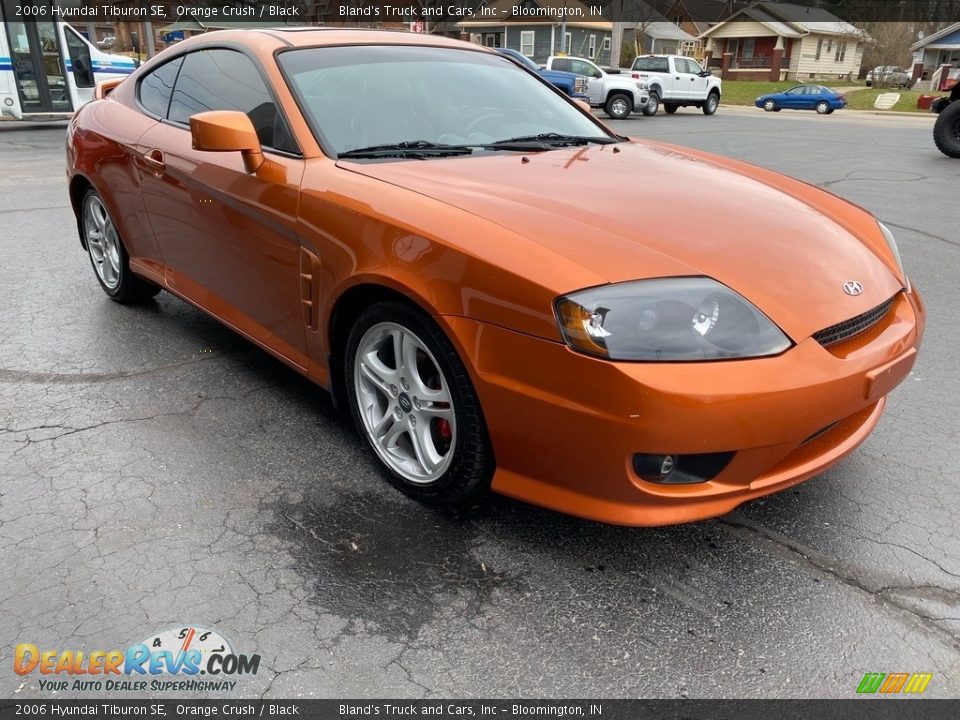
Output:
top-left (769, 36), bottom-right (784, 81)
top-left (938, 63), bottom-right (951, 90)
top-left (911, 60), bottom-right (923, 83)
top-left (721, 52), bottom-right (732, 80)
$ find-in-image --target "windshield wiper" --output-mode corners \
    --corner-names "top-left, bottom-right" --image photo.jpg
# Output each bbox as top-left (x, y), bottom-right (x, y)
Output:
top-left (338, 141), bottom-right (475, 159)
top-left (490, 133), bottom-right (619, 147)
top-left (338, 135), bottom-right (618, 160)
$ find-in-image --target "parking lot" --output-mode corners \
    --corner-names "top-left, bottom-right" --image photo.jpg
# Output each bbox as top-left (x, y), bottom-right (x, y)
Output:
top-left (1, 106), bottom-right (958, 698)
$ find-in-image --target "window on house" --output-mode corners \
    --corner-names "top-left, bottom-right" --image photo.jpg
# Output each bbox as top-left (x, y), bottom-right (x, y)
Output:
top-left (835, 41), bottom-right (846, 63)
top-left (742, 37), bottom-right (755, 58)
top-left (588, 34), bottom-right (597, 59)
top-left (815, 38), bottom-right (823, 60)
top-left (602, 37), bottom-right (611, 51)
top-left (564, 32), bottom-right (572, 54)
top-left (673, 15), bottom-right (683, 25)
top-left (520, 31), bottom-right (535, 57)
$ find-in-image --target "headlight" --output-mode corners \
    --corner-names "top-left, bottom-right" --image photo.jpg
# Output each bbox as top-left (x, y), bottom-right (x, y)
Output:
top-left (636, 81), bottom-right (649, 91)
top-left (877, 221), bottom-right (906, 284)
top-left (555, 277), bottom-right (791, 361)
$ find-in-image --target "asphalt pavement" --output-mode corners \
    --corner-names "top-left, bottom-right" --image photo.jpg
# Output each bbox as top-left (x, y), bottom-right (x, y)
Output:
top-left (1, 106), bottom-right (958, 699)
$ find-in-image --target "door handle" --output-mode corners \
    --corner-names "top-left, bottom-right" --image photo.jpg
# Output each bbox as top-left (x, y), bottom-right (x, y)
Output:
top-left (143, 149), bottom-right (165, 178)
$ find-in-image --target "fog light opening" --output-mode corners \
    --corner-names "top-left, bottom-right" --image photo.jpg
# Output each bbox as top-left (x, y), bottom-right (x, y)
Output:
top-left (633, 451), bottom-right (735, 485)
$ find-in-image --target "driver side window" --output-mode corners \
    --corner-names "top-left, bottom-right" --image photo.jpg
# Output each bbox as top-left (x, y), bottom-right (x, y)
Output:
top-left (166, 49), bottom-right (298, 154)
top-left (571, 59), bottom-right (600, 78)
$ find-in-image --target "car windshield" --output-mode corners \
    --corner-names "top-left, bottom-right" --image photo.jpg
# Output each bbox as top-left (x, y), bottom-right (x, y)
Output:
top-left (278, 45), bottom-right (613, 158)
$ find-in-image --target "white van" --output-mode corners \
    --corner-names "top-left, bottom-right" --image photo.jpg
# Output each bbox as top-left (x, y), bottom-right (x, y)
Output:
top-left (1, 12), bottom-right (136, 120)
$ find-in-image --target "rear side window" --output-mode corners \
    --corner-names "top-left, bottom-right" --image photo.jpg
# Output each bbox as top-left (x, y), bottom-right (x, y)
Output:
top-left (633, 57), bottom-right (669, 73)
top-left (167, 48), bottom-right (296, 153)
top-left (138, 57), bottom-right (183, 118)
top-left (552, 58), bottom-right (572, 72)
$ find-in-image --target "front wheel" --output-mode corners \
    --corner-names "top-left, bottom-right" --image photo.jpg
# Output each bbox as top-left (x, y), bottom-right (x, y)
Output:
top-left (702, 92), bottom-right (719, 115)
top-left (933, 101), bottom-right (960, 158)
top-left (80, 190), bottom-right (160, 304)
top-left (642, 91), bottom-right (660, 116)
top-left (816, 100), bottom-right (830, 114)
top-left (604, 92), bottom-right (633, 119)
top-left (345, 301), bottom-right (494, 504)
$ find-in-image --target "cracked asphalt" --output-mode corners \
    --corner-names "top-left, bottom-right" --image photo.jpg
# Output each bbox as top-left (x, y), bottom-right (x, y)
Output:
top-left (1, 106), bottom-right (959, 699)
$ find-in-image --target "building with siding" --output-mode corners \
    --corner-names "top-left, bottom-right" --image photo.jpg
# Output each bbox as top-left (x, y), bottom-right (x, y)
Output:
top-left (457, 0), bottom-right (614, 65)
top-left (911, 22), bottom-right (960, 91)
top-left (700, 2), bottom-right (864, 82)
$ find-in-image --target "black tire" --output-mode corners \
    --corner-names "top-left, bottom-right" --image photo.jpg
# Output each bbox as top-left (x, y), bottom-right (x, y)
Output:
top-left (702, 91), bottom-right (719, 115)
top-left (663, 103), bottom-right (678, 114)
top-left (344, 301), bottom-right (494, 505)
top-left (79, 189), bottom-right (161, 304)
top-left (642, 91), bottom-right (660, 116)
top-left (933, 101), bottom-right (960, 158)
top-left (604, 92), bottom-right (633, 119)
top-left (816, 100), bottom-right (830, 114)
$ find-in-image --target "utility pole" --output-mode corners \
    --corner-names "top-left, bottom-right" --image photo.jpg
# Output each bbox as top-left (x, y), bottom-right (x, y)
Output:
top-left (144, 20), bottom-right (155, 58)
top-left (610, 21), bottom-right (624, 68)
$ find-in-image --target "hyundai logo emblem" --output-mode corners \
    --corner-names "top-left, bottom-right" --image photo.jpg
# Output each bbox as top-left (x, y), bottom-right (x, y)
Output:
top-left (842, 281), bottom-right (863, 296)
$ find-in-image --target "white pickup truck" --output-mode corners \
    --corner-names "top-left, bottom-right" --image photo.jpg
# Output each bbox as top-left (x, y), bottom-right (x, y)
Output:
top-left (629, 55), bottom-right (722, 116)
top-left (544, 56), bottom-right (650, 119)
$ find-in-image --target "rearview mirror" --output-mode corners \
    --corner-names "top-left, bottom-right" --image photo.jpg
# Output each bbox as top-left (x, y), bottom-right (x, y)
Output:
top-left (190, 110), bottom-right (263, 173)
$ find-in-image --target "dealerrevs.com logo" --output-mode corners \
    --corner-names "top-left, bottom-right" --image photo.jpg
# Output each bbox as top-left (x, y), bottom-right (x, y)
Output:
top-left (14, 626), bottom-right (260, 693)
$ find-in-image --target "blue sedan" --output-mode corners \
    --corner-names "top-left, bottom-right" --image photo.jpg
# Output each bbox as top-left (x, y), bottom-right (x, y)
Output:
top-left (755, 85), bottom-right (847, 114)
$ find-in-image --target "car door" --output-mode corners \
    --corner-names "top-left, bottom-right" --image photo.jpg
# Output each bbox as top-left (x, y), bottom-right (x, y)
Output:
top-left (780, 87), bottom-right (803, 109)
top-left (135, 47), bottom-right (309, 368)
top-left (802, 86), bottom-right (822, 110)
top-left (570, 59), bottom-right (604, 104)
top-left (679, 58), bottom-right (708, 100)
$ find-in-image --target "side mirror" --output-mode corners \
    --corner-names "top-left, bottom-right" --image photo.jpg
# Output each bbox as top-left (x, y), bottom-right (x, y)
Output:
top-left (699, 70), bottom-right (711, 77)
top-left (190, 110), bottom-right (263, 173)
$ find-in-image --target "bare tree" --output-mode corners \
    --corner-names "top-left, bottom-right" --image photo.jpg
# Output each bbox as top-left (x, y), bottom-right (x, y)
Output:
top-left (859, 22), bottom-right (918, 87)
top-left (633, 1), bottom-right (660, 56)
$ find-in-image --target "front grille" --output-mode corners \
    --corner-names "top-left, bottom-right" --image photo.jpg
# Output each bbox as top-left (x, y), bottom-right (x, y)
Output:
top-left (813, 296), bottom-right (896, 347)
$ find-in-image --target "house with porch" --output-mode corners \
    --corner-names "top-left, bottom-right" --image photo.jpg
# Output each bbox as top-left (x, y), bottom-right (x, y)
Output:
top-left (699, 1), bottom-right (864, 82)
top-left (651, 0), bottom-right (743, 60)
top-left (911, 22), bottom-right (960, 91)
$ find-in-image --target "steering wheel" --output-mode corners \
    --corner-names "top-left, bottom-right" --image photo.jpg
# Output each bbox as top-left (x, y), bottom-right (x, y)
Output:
top-left (463, 112), bottom-right (509, 137)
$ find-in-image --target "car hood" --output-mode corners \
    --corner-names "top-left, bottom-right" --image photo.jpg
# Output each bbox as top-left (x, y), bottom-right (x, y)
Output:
top-left (337, 140), bottom-right (902, 341)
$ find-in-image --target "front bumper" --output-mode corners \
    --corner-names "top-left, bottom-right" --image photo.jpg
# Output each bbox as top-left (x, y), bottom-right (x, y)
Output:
top-left (443, 287), bottom-right (925, 526)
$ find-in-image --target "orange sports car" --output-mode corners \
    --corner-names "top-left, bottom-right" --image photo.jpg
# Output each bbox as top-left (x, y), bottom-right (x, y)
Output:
top-left (65, 28), bottom-right (924, 526)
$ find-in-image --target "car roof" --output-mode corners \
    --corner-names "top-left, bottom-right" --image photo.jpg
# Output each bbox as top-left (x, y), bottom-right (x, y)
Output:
top-left (159, 26), bottom-right (488, 57)
top-left (257, 26), bottom-right (475, 49)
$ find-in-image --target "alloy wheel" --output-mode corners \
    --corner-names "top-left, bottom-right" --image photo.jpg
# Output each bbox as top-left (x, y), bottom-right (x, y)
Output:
top-left (353, 322), bottom-right (456, 484)
top-left (83, 195), bottom-right (122, 290)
